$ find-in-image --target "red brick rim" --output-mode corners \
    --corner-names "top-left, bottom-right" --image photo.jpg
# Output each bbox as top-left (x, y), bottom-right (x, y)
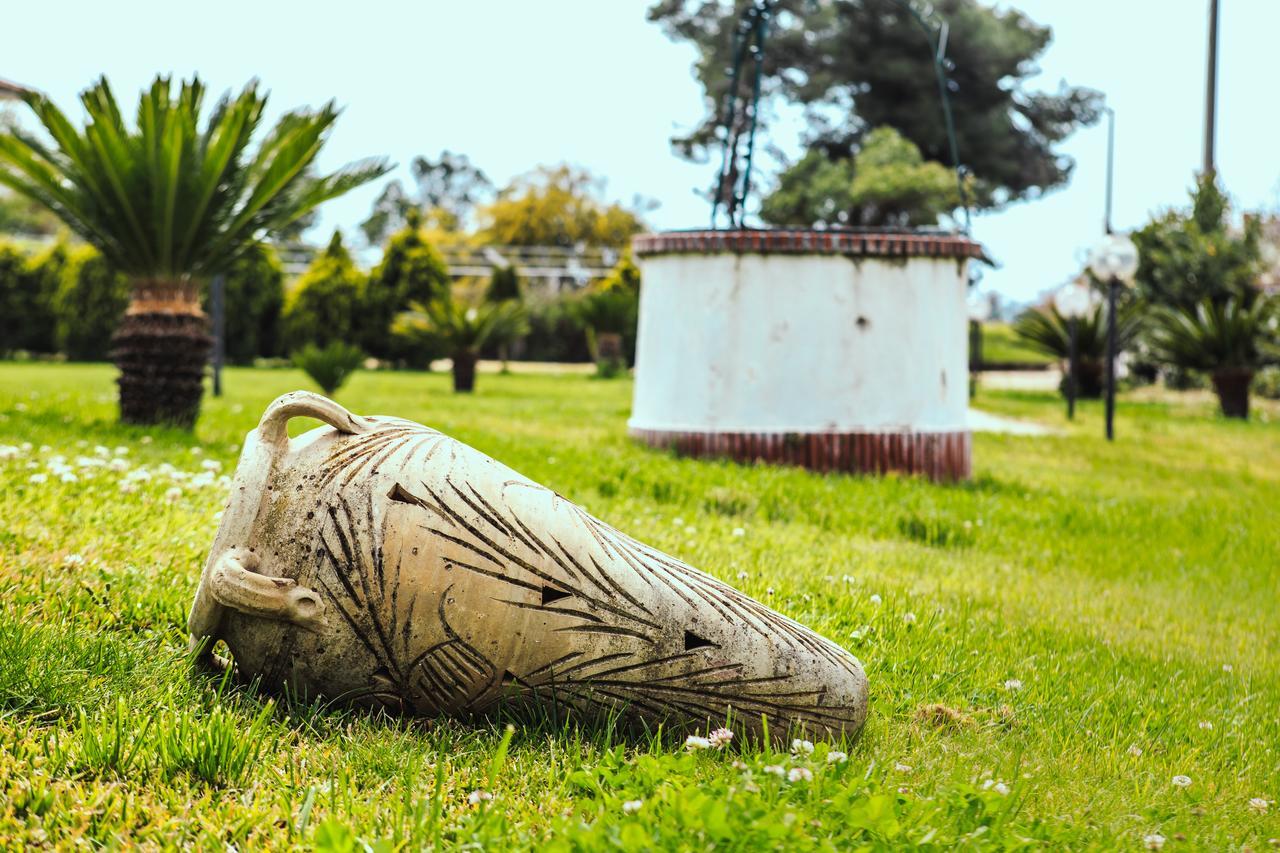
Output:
top-left (630, 427), bottom-right (971, 482)
top-left (632, 229), bottom-right (986, 261)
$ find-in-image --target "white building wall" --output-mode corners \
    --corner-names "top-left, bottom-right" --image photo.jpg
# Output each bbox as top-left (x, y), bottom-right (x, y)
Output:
top-left (630, 252), bottom-right (971, 434)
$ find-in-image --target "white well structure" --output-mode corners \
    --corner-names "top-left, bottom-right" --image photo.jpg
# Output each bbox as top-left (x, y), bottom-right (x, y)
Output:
top-left (629, 229), bottom-right (985, 481)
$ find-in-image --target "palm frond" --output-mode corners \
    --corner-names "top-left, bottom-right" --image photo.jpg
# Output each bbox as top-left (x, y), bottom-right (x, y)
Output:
top-left (0, 75), bottom-right (389, 279)
top-left (1148, 297), bottom-right (1279, 372)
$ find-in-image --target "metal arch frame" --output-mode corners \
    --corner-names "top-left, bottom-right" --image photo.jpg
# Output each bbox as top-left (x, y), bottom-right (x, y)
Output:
top-left (710, 0), bottom-right (972, 234)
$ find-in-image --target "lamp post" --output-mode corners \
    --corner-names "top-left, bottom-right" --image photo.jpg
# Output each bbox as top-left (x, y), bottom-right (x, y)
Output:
top-left (1052, 281), bottom-right (1094, 420)
top-left (1086, 234), bottom-right (1140, 440)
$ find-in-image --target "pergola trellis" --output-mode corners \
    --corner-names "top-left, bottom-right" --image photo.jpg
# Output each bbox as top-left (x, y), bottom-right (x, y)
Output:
top-left (278, 243), bottom-right (620, 292)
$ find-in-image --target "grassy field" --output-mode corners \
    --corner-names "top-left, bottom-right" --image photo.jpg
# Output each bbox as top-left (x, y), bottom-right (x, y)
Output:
top-left (979, 322), bottom-right (1055, 367)
top-left (1, 363), bottom-right (1277, 850)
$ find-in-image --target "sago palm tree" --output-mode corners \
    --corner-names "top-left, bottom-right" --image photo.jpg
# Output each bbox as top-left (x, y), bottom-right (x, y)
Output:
top-left (394, 292), bottom-right (527, 393)
top-left (1013, 299), bottom-right (1143, 398)
top-left (0, 75), bottom-right (389, 426)
top-left (1148, 296), bottom-right (1279, 419)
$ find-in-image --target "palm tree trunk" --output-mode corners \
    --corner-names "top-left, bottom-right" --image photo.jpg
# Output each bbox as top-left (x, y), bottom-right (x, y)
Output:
top-left (1211, 368), bottom-right (1252, 419)
top-left (452, 350), bottom-right (478, 393)
top-left (111, 279), bottom-right (211, 427)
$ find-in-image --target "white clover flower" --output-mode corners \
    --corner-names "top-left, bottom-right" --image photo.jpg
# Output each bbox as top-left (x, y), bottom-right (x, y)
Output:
top-left (993, 781), bottom-right (1010, 796)
top-left (684, 525), bottom-right (696, 534)
top-left (1003, 679), bottom-right (1023, 691)
top-left (1171, 775), bottom-right (1192, 788)
top-left (622, 799), bottom-right (643, 814)
top-left (731, 527), bottom-right (745, 537)
top-left (0, 445), bottom-right (19, 460)
top-left (1249, 797), bottom-right (1269, 814)
top-left (1144, 833), bottom-right (1166, 850)
top-left (20, 442), bottom-right (32, 452)
top-left (826, 751), bottom-right (847, 764)
top-left (28, 473), bottom-right (48, 484)
top-left (684, 735), bottom-right (712, 751)
top-left (108, 458), bottom-right (130, 472)
top-left (1222, 663), bottom-right (1233, 673)
top-left (791, 739), bottom-right (814, 756)
top-left (708, 728), bottom-right (733, 749)
top-left (1198, 720), bottom-right (1213, 731)
top-left (894, 762), bottom-right (912, 773)
top-left (119, 481), bottom-right (139, 495)
top-left (1128, 745), bottom-right (1143, 757)
top-left (59, 472), bottom-right (78, 484)
top-left (63, 554), bottom-right (85, 567)
top-left (850, 630), bottom-right (862, 640)
top-left (113, 446), bottom-right (129, 456)
top-left (200, 459), bottom-right (222, 472)
top-left (189, 447), bottom-right (203, 456)
top-left (673, 517), bottom-right (684, 526)
top-left (762, 765), bottom-right (785, 777)
top-left (842, 575), bottom-right (854, 583)
top-left (736, 571), bottom-right (749, 580)
top-left (467, 790), bottom-right (493, 805)
top-left (982, 779), bottom-right (995, 790)
top-left (94, 445), bottom-right (110, 458)
top-left (869, 594), bottom-right (882, 606)
top-left (140, 436), bottom-right (152, 445)
top-left (164, 486), bottom-right (183, 503)
top-left (126, 468), bottom-right (152, 482)
top-left (902, 612), bottom-right (917, 625)
top-left (787, 767), bottom-right (813, 782)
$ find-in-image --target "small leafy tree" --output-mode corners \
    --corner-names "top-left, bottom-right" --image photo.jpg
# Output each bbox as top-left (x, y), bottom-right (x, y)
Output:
top-left (1148, 297), bottom-right (1278, 419)
top-left (1132, 175), bottom-right (1270, 415)
top-left (1132, 176), bottom-right (1263, 312)
top-left (478, 166), bottom-right (644, 248)
top-left (294, 341), bottom-right (365, 396)
top-left (764, 127), bottom-right (963, 228)
top-left (281, 232), bottom-right (368, 353)
top-left (394, 289), bottom-right (527, 392)
top-left (0, 75), bottom-right (388, 426)
top-left (365, 211), bottom-right (451, 365)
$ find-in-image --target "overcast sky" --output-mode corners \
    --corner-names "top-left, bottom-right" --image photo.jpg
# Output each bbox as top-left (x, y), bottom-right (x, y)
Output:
top-left (4, 0), bottom-right (1276, 303)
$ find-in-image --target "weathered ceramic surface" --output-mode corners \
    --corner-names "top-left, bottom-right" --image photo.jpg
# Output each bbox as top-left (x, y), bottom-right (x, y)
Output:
top-left (189, 392), bottom-right (869, 740)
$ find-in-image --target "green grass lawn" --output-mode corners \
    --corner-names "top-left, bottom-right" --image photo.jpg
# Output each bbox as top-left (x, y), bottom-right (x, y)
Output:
top-left (1, 363), bottom-right (1277, 850)
top-left (979, 322), bottom-right (1055, 367)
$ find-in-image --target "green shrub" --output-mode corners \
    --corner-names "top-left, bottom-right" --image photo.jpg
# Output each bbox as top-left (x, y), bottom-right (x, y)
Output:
top-left (1255, 366), bottom-right (1280, 400)
top-left (0, 239), bottom-right (64, 355)
top-left (521, 298), bottom-right (590, 362)
top-left (485, 264), bottom-right (522, 303)
top-left (54, 246), bottom-right (128, 361)
top-left (281, 233), bottom-right (368, 353)
top-left (294, 341), bottom-right (365, 395)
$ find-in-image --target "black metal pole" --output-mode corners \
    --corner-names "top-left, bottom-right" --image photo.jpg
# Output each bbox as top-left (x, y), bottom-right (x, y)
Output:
top-left (1067, 316), bottom-right (1078, 420)
top-left (211, 273), bottom-right (225, 398)
top-left (1204, 0), bottom-right (1219, 177)
top-left (1104, 279), bottom-right (1118, 440)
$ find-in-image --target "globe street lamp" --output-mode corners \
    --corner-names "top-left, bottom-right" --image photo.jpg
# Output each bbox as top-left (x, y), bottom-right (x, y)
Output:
top-left (1053, 281), bottom-right (1094, 420)
top-left (1087, 233), bottom-right (1140, 440)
